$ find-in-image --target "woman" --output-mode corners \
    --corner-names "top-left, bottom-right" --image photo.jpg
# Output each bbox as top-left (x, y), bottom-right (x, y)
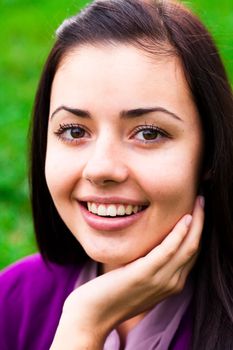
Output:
top-left (1, 0), bottom-right (233, 349)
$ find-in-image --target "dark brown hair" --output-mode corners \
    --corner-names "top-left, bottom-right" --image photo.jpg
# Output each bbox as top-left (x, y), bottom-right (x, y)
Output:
top-left (29, 0), bottom-right (233, 348)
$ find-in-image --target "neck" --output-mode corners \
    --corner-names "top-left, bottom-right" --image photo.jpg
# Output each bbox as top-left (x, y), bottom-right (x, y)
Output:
top-left (99, 262), bottom-right (124, 274)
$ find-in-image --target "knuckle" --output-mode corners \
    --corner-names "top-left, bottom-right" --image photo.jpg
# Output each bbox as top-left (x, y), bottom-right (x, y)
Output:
top-left (167, 274), bottom-right (185, 294)
top-left (186, 241), bottom-right (199, 258)
top-left (152, 273), bottom-right (184, 295)
top-left (162, 247), bottom-right (175, 261)
top-left (175, 278), bottom-right (185, 293)
top-left (151, 272), bottom-right (163, 287)
top-left (167, 276), bottom-right (179, 293)
top-left (152, 272), bottom-right (169, 291)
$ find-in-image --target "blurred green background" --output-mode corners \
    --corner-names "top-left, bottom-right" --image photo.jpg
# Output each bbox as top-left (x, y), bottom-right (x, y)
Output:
top-left (0, 0), bottom-right (232, 269)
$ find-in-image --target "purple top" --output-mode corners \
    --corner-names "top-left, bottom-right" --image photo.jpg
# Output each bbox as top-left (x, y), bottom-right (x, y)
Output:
top-left (0, 254), bottom-right (193, 349)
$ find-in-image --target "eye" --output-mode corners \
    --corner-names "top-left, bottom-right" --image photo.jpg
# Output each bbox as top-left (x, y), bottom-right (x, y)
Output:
top-left (132, 125), bottom-right (170, 143)
top-left (54, 123), bottom-right (90, 143)
top-left (69, 127), bottom-right (86, 139)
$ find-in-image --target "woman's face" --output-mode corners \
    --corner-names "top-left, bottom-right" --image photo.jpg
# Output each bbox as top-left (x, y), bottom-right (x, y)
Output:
top-left (46, 44), bottom-right (203, 271)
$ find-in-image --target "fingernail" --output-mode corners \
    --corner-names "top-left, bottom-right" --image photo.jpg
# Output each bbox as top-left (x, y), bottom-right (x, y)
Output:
top-left (185, 214), bottom-right (192, 227)
top-left (199, 196), bottom-right (205, 208)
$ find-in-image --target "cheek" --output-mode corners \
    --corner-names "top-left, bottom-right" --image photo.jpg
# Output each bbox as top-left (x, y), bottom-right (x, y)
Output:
top-left (134, 155), bottom-right (200, 251)
top-left (45, 145), bottom-right (80, 200)
top-left (136, 149), bottom-right (201, 208)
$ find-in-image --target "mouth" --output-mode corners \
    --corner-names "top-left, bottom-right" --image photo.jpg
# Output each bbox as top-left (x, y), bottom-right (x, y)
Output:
top-left (80, 202), bottom-right (148, 217)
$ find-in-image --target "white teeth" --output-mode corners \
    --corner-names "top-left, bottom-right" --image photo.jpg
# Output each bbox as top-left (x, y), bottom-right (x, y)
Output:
top-left (117, 205), bottom-right (126, 216)
top-left (86, 202), bottom-right (143, 217)
top-left (125, 205), bottom-right (133, 215)
top-left (97, 204), bottom-right (107, 216)
top-left (107, 205), bottom-right (117, 216)
top-left (90, 203), bottom-right (98, 214)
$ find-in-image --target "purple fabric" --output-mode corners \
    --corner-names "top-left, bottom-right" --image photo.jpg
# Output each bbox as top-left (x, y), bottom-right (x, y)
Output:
top-left (0, 254), bottom-right (82, 350)
top-left (0, 254), bottom-right (193, 349)
top-left (170, 302), bottom-right (193, 350)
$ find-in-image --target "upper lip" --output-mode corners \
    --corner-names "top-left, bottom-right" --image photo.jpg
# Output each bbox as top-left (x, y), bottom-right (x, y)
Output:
top-left (77, 196), bottom-right (149, 206)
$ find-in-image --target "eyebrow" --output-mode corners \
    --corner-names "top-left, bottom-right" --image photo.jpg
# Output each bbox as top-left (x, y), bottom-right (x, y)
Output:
top-left (50, 105), bottom-right (183, 122)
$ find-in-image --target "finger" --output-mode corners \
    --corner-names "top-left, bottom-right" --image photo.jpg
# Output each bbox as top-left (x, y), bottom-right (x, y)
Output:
top-left (157, 253), bottom-right (198, 296)
top-left (143, 197), bottom-right (203, 293)
top-left (170, 196), bottom-right (204, 267)
top-left (171, 253), bottom-right (199, 293)
top-left (144, 213), bottom-right (193, 271)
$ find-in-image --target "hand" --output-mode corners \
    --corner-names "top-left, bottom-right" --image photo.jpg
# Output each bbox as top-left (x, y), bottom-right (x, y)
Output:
top-left (50, 196), bottom-right (204, 349)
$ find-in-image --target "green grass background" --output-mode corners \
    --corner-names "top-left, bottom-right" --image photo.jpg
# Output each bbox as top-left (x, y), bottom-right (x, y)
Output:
top-left (0, 0), bottom-right (232, 270)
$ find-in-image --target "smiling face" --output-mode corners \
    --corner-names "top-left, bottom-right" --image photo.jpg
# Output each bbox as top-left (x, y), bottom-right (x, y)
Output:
top-left (45, 44), bottom-right (203, 272)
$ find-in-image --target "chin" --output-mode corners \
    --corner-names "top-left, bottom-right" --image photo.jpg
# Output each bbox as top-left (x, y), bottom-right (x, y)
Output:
top-left (84, 245), bottom-right (145, 270)
top-left (89, 252), bottom-right (132, 266)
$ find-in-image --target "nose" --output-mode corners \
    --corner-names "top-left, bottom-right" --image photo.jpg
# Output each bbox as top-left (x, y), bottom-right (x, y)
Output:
top-left (82, 135), bottom-right (129, 186)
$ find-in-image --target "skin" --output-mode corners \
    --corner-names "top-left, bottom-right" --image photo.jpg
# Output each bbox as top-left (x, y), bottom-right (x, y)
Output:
top-left (50, 200), bottom-right (204, 350)
top-left (45, 44), bottom-right (205, 348)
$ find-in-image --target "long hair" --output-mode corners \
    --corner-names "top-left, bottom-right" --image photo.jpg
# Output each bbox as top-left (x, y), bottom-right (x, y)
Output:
top-left (29, 1), bottom-right (233, 348)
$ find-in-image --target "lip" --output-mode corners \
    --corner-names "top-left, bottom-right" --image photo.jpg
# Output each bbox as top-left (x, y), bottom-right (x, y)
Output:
top-left (78, 201), bottom-right (148, 231)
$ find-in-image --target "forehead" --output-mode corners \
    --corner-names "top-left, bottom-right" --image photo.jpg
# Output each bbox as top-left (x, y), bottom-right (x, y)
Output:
top-left (50, 44), bottom-right (197, 120)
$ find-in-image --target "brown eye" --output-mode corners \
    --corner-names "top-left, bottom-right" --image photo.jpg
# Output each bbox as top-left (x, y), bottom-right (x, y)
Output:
top-left (134, 127), bottom-right (163, 143)
top-left (54, 123), bottom-right (89, 143)
top-left (141, 129), bottom-right (159, 140)
top-left (70, 127), bottom-right (86, 138)
top-left (132, 125), bottom-right (170, 144)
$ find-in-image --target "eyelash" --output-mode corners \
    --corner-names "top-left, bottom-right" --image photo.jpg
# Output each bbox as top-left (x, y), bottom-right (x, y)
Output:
top-left (54, 123), bottom-right (90, 143)
top-left (132, 124), bottom-right (171, 144)
top-left (54, 123), bottom-right (171, 145)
